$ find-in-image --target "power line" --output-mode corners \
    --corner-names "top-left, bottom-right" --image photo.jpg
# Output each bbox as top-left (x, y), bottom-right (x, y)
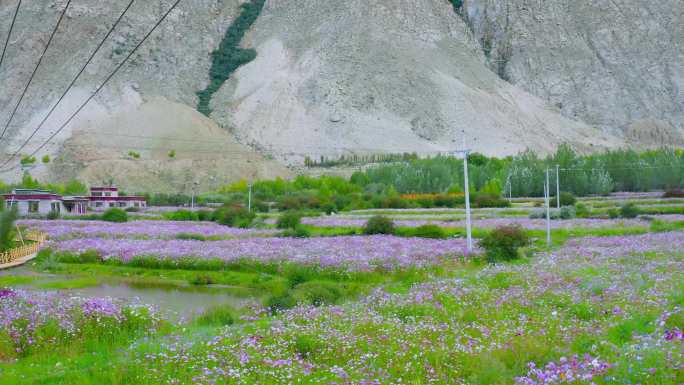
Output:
top-left (0, 0), bottom-right (72, 140)
top-left (0, 0), bottom-right (22, 71)
top-left (0, 0), bottom-right (185, 172)
top-left (0, 0), bottom-right (137, 166)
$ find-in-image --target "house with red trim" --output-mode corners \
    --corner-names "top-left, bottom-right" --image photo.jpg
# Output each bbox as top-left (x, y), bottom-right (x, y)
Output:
top-left (3, 186), bottom-right (145, 217)
top-left (88, 187), bottom-right (146, 210)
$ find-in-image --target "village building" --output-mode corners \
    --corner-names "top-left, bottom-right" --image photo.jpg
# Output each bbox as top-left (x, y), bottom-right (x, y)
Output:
top-left (2, 186), bottom-right (145, 217)
top-left (88, 187), bottom-right (147, 210)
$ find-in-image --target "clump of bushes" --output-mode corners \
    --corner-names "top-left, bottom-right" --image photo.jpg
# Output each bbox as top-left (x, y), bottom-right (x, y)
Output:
top-left (608, 208), bottom-right (620, 219)
top-left (363, 215), bottom-right (395, 235)
top-left (101, 208), bottom-right (128, 223)
top-left (619, 203), bottom-right (641, 219)
top-left (410, 224), bottom-right (447, 239)
top-left (479, 224), bottom-right (530, 263)
top-left (214, 205), bottom-right (255, 228)
top-left (279, 226), bottom-right (311, 238)
top-left (276, 212), bottom-right (302, 229)
top-left (165, 210), bottom-right (199, 221)
top-left (46, 210), bottom-right (60, 220)
top-left (292, 281), bottom-right (343, 307)
top-left (575, 203), bottom-right (590, 218)
top-left (474, 194), bottom-right (510, 208)
top-left (560, 206), bottom-right (576, 220)
top-left (190, 274), bottom-right (215, 285)
top-left (195, 305), bottom-right (236, 326)
top-left (551, 192), bottom-right (577, 207)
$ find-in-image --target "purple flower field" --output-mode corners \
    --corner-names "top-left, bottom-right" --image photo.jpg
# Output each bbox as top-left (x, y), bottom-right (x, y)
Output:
top-left (0, 289), bottom-right (159, 357)
top-left (299, 216), bottom-right (664, 230)
top-left (18, 220), bottom-right (276, 240)
top-left (50, 235), bottom-right (469, 271)
top-left (131, 230), bottom-right (684, 384)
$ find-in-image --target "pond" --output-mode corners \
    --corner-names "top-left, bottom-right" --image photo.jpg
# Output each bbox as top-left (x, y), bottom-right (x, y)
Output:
top-left (0, 267), bottom-right (251, 321)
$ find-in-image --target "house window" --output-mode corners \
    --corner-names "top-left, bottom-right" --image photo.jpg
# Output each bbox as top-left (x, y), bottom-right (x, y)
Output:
top-left (118, 202), bottom-right (126, 207)
top-left (93, 192), bottom-right (102, 197)
top-left (134, 202), bottom-right (139, 207)
top-left (6, 201), bottom-right (16, 209)
top-left (109, 202), bottom-right (115, 207)
top-left (95, 202), bottom-right (103, 207)
top-left (51, 202), bottom-right (60, 213)
top-left (29, 201), bottom-right (39, 213)
top-left (105, 192), bottom-right (111, 197)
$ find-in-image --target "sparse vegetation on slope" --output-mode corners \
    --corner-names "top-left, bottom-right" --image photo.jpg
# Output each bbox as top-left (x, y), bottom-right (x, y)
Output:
top-left (196, 0), bottom-right (266, 116)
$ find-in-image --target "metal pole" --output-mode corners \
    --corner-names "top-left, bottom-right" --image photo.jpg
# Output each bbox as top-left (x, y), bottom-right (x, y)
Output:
top-left (248, 182), bottom-right (253, 212)
top-left (545, 169), bottom-right (551, 246)
top-left (556, 164), bottom-right (561, 209)
top-left (461, 135), bottom-right (473, 254)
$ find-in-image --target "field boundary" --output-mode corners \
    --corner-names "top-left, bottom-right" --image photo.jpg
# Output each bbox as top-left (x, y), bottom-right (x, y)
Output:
top-left (0, 232), bottom-right (48, 270)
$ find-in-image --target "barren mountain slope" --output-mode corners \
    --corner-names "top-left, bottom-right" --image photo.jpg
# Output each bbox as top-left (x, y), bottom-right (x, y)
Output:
top-left (1, 0), bottom-right (672, 190)
top-left (210, 0), bottom-right (619, 162)
top-left (462, 0), bottom-right (684, 145)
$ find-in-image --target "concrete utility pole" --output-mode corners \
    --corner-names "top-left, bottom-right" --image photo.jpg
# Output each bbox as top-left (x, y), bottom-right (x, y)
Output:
top-left (248, 182), bottom-right (253, 212)
top-left (545, 169), bottom-right (551, 246)
top-left (456, 133), bottom-right (473, 254)
top-left (191, 181), bottom-right (199, 209)
top-left (556, 164), bottom-right (561, 209)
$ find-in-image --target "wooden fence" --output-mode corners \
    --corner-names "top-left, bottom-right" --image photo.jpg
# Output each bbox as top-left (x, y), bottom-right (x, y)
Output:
top-left (0, 232), bottom-right (48, 265)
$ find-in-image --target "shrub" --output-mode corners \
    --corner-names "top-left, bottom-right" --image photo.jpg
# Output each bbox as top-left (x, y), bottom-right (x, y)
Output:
top-left (607, 208), bottom-right (620, 219)
top-left (551, 192), bottom-right (577, 207)
top-left (195, 305), bottom-right (236, 326)
top-left (474, 194), bottom-right (510, 208)
top-left (190, 274), bottom-right (215, 285)
top-left (559, 206), bottom-right (576, 220)
top-left (575, 203), bottom-right (590, 218)
top-left (411, 224), bottom-right (447, 239)
top-left (125, 207), bottom-right (140, 212)
top-left (176, 233), bottom-right (207, 241)
top-left (165, 210), bottom-right (199, 221)
top-left (0, 207), bottom-right (17, 252)
top-left (479, 224), bottom-right (530, 263)
top-left (363, 215), bottom-right (395, 235)
top-left (292, 281), bottom-right (343, 306)
top-left (266, 293), bottom-right (297, 314)
top-left (620, 203), bottom-right (641, 219)
top-left (214, 205), bottom-right (255, 228)
top-left (276, 212), bottom-right (302, 229)
top-left (279, 226), bottom-right (311, 238)
top-left (46, 210), bottom-right (60, 220)
top-left (101, 208), bottom-right (128, 223)
top-left (196, 210), bottom-right (213, 221)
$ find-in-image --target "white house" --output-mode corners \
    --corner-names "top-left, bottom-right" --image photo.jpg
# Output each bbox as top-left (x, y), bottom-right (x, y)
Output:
top-left (3, 186), bottom-right (146, 217)
top-left (3, 189), bottom-right (65, 217)
top-left (88, 187), bottom-right (146, 210)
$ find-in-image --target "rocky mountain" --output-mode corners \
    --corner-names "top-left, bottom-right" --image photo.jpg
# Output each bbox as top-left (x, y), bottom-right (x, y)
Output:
top-left (0, 0), bottom-right (681, 191)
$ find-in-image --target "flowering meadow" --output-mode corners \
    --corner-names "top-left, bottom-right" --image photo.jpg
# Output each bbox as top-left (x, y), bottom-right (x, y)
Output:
top-left (0, 288), bottom-right (160, 360)
top-left (119, 231), bottom-right (684, 384)
top-left (50, 235), bottom-right (469, 272)
top-left (299, 216), bottom-right (665, 230)
top-left (18, 220), bottom-right (276, 240)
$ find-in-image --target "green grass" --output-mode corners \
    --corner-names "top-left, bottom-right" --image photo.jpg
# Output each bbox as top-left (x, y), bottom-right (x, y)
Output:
top-left (36, 277), bottom-right (100, 290)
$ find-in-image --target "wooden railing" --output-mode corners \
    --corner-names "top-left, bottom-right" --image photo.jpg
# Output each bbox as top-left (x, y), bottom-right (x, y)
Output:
top-left (0, 232), bottom-right (48, 265)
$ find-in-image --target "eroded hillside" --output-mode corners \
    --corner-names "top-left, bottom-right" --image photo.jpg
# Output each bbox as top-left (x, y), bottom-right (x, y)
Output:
top-left (0, 0), bottom-right (680, 190)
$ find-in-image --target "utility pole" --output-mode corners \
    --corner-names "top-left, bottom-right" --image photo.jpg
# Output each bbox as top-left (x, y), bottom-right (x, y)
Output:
top-left (545, 169), bottom-right (551, 246)
top-left (190, 181), bottom-right (199, 209)
top-left (248, 182), bottom-right (253, 212)
top-left (456, 133), bottom-right (473, 254)
top-left (556, 164), bottom-right (560, 209)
